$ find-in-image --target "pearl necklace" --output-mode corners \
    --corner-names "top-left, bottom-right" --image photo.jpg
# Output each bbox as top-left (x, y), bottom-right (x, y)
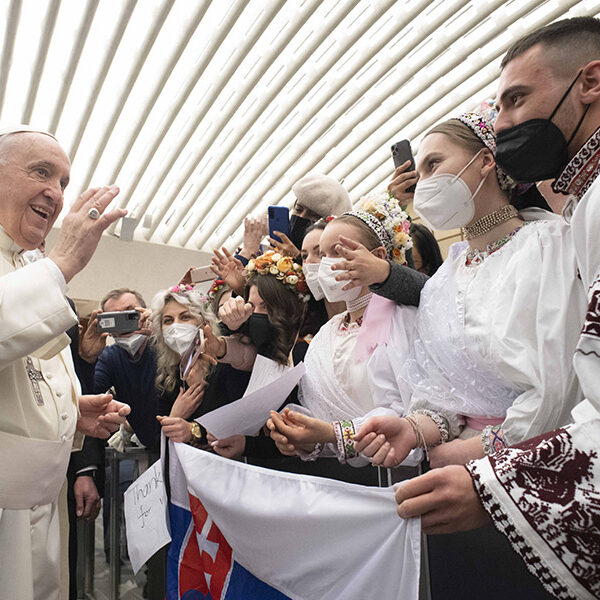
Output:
top-left (462, 205), bottom-right (519, 240)
top-left (346, 292), bottom-right (372, 314)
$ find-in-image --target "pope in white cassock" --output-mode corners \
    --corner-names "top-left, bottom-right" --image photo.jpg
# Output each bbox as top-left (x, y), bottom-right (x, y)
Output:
top-left (0, 126), bottom-right (130, 600)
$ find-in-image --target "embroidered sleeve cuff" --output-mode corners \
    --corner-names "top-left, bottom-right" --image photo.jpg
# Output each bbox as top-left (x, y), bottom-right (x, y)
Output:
top-left (333, 419), bottom-right (359, 464)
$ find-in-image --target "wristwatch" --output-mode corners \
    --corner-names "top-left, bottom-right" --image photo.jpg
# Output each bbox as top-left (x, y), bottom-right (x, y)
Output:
top-left (189, 421), bottom-right (208, 447)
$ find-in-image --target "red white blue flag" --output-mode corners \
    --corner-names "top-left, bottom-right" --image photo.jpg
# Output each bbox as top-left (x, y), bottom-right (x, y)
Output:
top-left (167, 442), bottom-right (420, 600)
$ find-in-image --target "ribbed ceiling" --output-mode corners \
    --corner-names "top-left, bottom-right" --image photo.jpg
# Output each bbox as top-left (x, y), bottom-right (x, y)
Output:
top-left (1, 0), bottom-right (598, 251)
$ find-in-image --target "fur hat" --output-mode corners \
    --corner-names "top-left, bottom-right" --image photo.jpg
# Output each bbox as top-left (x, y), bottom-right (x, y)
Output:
top-left (292, 174), bottom-right (351, 217)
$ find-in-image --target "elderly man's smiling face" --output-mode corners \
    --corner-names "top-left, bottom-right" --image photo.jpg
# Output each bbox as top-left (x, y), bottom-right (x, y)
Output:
top-left (0, 132), bottom-right (70, 250)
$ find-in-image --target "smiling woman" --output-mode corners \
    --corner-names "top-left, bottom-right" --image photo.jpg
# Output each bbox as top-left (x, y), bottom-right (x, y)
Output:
top-left (0, 131), bottom-right (70, 250)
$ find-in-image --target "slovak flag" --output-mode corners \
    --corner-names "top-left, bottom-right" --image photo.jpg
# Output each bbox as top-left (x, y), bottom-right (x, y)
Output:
top-left (167, 442), bottom-right (421, 600)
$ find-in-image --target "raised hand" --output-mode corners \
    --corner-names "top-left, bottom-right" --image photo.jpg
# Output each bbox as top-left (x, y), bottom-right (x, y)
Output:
top-left (169, 382), bottom-right (206, 419)
top-left (49, 186), bottom-right (126, 283)
top-left (218, 295), bottom-right (253, 332)
top-left (330, 235), bottom-right (390, 290)
top-left (210, 247), bottom-right (246, 295)
top-left (267, 231), bottom-right (300, 258)
top-left (240, 215), bottom-right (267, 259)
top-left (79, 309), bottom-right (108, 363)
top-left (388, 160), bottom-right (418, 205)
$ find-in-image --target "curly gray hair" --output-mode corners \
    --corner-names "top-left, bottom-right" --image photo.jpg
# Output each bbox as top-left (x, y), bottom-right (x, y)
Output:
top-left (151, 287), bottom-right (220, 394)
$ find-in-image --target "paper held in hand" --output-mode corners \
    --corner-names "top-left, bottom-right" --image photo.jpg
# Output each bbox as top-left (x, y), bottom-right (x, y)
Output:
top-left (198, 357), bottom-right (305, 438)
top-left (124, 460), bottom-right (171, 574)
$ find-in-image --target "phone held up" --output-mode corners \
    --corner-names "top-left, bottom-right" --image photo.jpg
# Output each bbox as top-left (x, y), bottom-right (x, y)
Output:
top-left (97, 310), bottom-right (140, 334)
top-left (391, 139), bottom-right (416, 194)
top-left (268, 205), bottom-right (289, 244)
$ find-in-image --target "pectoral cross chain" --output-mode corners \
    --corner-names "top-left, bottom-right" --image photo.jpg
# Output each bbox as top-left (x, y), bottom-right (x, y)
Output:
top-left (26, 357), bottom-right (44, 406)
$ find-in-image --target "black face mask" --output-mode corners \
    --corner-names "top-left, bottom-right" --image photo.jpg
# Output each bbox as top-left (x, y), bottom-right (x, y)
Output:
top-left (246, 313), bottom-right (278, 354)
top-left (496, 70), bottom-right (588, 183)
top-left (288, 214), bottom-right (313, 251)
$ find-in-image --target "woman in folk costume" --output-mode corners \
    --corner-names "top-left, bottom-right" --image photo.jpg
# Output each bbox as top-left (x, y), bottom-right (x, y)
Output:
top-left (268, 195), bottom-right (421, 466)
top-left (354, 112), bottom-right (587, 470)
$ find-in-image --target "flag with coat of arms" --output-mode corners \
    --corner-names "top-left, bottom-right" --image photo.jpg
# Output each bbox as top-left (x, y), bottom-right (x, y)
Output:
top-left (166, 441), bottom-right (421, 600)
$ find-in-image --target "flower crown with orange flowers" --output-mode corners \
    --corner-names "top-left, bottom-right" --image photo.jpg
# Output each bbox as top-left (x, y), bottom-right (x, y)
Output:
top-left (245, 251), bottom-right (310, 302)
top-left (343, 192), bottom-right (412, 264)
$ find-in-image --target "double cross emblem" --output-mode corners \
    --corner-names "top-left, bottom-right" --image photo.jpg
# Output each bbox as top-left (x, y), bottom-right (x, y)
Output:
top-left (25, 356), bottom-right (44, 406)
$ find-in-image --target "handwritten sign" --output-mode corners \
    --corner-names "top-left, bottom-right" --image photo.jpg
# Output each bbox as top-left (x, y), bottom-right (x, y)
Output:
top-left (124, 460), bottom-right (171, 574)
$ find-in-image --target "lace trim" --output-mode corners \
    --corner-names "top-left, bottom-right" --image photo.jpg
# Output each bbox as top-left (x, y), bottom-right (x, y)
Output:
top-left (464, 223), bottom-right (529, 267)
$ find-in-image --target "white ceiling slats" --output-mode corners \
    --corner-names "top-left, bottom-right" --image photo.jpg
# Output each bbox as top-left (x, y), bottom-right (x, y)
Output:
top-left (0, 0), bottom-right (598, 253)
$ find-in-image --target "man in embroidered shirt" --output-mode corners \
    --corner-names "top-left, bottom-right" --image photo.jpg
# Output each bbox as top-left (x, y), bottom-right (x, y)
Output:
top-left (0, 126), bottom-right (131, 600)
top-left (371, 17), bottom-right (600, 600)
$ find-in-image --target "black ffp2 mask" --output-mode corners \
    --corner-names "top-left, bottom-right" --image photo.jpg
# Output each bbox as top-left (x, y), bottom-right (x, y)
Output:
top-left (496, 70), bottom-right (587, 183)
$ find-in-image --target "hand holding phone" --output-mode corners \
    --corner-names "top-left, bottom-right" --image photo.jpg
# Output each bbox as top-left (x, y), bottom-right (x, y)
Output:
top-left (268, 206), bottom-right (289, 244)
top-left (391, 140), bottom-right (417, 194)
top-left (97, 310), bottom-right (140, 334)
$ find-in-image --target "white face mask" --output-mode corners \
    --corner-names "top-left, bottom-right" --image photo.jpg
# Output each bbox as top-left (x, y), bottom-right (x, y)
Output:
top-left (318, 256), bottom-right (361, 303)
top-left (413, 149), bottom-right (486, 231)
top-left (112, 333), bottom-right (146, 357)
top-left (162, 323), bottom-right (199, 356)
top-left (302, 262), bottom-right (324, 300)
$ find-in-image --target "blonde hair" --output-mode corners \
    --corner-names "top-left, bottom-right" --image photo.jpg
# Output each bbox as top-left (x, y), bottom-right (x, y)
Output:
top-left (150, 288), bottom-right (220, 393)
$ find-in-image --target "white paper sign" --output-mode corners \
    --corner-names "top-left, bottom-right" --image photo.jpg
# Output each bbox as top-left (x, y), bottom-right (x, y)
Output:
top-left (198, 361), bottom-right (306, 438)
top-left (243, 354), bottom-right (290, 397)
top-left (124, 460), bottom-right (171, 574)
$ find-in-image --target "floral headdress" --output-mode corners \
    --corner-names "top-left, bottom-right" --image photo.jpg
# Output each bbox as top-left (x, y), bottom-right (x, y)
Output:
top-left (245, 251), bottom-right (310, 302)
top-left (454, 111), bottom-right (514, 192)
top-left (207, 278), bottom-right (226, 299)
top-left (169, 283), bottom-right (194, 294)
top-left (342, 192), bottom-right (412, 264)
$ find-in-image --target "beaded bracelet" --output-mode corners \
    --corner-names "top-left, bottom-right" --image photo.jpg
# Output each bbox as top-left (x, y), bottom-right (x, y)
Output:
top-left (297, 442), bottom-right (323, 462)
top-left (412, 409), bottom-right (450, 445)
top-left (333, 420), bottom-right (358, 464)
top-left (481, 424), bottom-right (506, 455)
top-left (404, 415), bottom-right (429, 462)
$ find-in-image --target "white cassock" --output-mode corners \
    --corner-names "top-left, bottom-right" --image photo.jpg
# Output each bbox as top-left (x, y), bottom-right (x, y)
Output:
top-left (0, 227), bottom-right (82, 600)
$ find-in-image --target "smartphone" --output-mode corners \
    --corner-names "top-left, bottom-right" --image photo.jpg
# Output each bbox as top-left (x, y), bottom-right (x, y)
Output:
top-left (190, 265), bottom-right (215, 284)
top-left (268, 206), bottom-right (289, 244)
top-left (180, 329), bottom-right (205, 382)
top-left (391, 139), bottom-right (416, 193)
top-left (97, 310), bottom-right (140, 334)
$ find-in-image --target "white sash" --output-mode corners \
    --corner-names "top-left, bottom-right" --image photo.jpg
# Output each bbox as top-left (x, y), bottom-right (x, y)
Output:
top-left (0, 430), bottom-right (72, 509)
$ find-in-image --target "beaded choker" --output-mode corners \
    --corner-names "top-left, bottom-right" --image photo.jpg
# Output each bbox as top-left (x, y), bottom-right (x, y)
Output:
top-left (346, 292), bottom-right (372, 314)
top-left (462, 204), bottom-right (519, 240)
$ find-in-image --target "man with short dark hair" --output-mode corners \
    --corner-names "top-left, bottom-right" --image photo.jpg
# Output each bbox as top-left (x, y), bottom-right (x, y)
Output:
top-left (389, 17), bottom-right (600, 600)
top-left (80, 288), bottom-right (160, 450)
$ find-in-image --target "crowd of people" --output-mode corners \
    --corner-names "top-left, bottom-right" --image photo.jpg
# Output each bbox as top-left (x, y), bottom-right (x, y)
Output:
top-left (1, 15), bottom-right (599, 600)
